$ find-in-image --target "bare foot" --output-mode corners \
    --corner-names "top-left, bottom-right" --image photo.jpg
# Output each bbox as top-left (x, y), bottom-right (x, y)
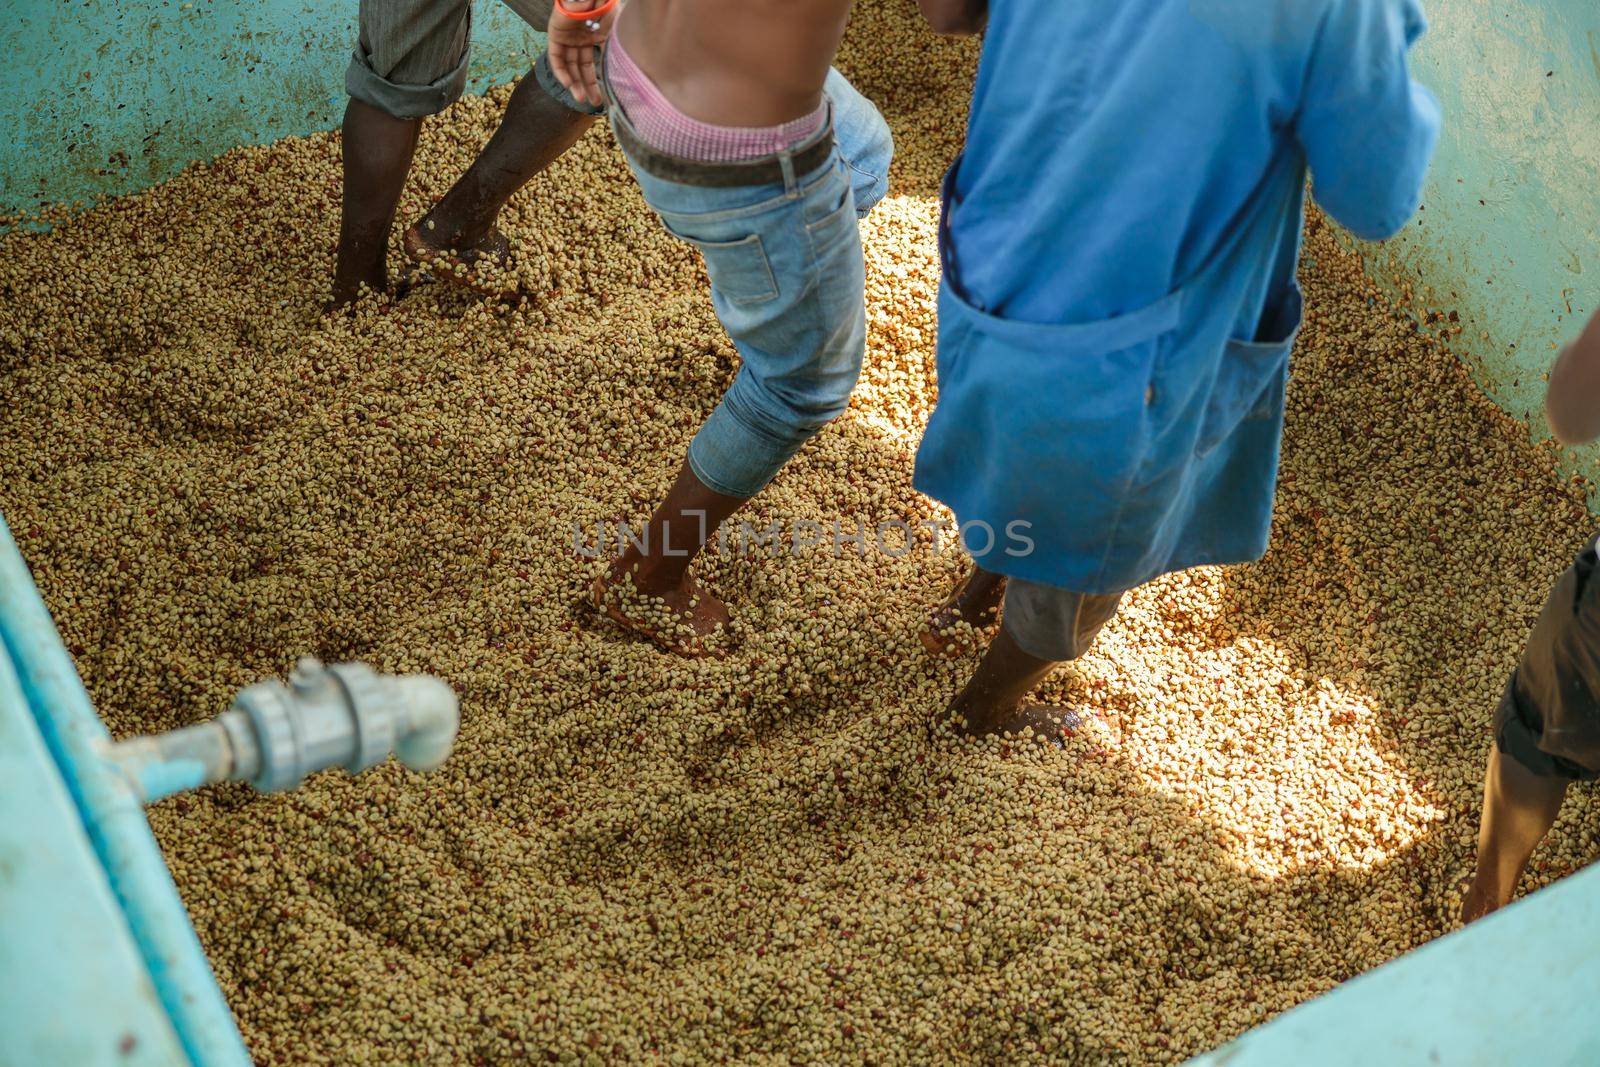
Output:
top-left (952, 702), bottom-right (1116, 750)
top-left (402, 221), bottom-right (516, 297)
top-left (590, 567), bottom-right (730, 658)
top-left (922, 566), bottom-right (1007, 656)
top-left (1459, 872), bottom-right (1502, 925)
top-left (328, 282), bottom-right (373, 312)
top-left (324, 275), bottom-right (412, 315)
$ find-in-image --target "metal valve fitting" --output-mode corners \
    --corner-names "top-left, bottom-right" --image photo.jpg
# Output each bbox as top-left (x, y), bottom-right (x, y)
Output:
top-left (103, 658), bottom-right (460, 805)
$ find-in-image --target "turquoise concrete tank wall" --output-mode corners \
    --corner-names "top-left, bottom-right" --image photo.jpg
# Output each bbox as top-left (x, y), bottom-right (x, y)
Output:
top-left (0, 612), bottom-right (190, 1067)
top-left (2, 0), bottom-right (546, 223)
top-left (5, 0), bottom-right (1600, 1063)
top-left (0, 513), bottom-right (250, 1067)
top-left (1185, 860), bottom-right (1600, 1066)
top-left (1359, 0), bottom-right (1600, 489)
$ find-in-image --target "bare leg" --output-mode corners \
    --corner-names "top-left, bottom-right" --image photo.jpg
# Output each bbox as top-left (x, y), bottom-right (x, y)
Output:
top-left (593, 461), bottom-right (748, 655)
top-left (1461, 746), bottom-right (1569, 922)
top-left (944, 587), bottom-right (1123, 744)
top-left (947, 626), bottom-right (1058, 732)
top-left (405, 76), bottom-right (596, 280)
top-left (945, 627), bottom-right (1105, 746)
top-left (332, 100), bottom-right (422, 307)
top-left (922, 565), bottom-right (1007, 656)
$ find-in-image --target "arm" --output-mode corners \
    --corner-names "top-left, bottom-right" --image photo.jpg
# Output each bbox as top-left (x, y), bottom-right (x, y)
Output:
top-left (1295, 0), bottom-right (1440, 240)
top-left (1545, 309), bottom-right (1600, 446)
top-left (915, 0), bottom-right (987, 35)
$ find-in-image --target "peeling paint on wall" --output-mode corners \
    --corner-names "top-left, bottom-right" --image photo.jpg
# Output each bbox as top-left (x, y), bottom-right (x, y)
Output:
top-left (2, 0), bottom-right (546, 222)
top-left (1358, 0), bottom-right (1600, 500)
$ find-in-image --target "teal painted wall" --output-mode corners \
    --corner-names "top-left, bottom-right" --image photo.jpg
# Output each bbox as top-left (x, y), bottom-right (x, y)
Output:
top-left (2, 0), bottom-right (547, 222)
top-left (1361, 0), bottom-right (1600, 487)
top-left (5, 0), bottom-right (1600, 1061)
top-left (1185, 860), bottom-right (1600, 1066)
top-left (1, 513), bottom-right (252, 1065)
top-left (0, 632), bottom-right (190, 1067)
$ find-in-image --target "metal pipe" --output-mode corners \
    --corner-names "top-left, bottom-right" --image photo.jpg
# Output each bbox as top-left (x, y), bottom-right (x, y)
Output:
top-left (100, 721), bottom-right (232, 805)
top-left (389, 674), bottom-right (459, 772)
top-left (103, 658), bottom-right (461, 805)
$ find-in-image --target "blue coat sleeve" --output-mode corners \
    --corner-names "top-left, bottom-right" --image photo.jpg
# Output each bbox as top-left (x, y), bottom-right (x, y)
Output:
top-left (1295, 0), bottom-right (1441, 241)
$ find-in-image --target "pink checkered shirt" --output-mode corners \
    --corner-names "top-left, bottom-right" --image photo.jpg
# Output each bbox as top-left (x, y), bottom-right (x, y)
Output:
top-left (607, 34), bottom-right (827, 164)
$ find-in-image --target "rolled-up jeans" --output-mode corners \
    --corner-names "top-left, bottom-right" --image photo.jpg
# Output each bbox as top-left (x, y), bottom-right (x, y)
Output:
top-left (605, 68), bottom-right (894, 498)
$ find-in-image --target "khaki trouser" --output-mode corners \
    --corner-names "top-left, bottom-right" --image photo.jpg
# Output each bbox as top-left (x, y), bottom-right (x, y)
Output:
top-left (345, 0), bottom-right (602, 119)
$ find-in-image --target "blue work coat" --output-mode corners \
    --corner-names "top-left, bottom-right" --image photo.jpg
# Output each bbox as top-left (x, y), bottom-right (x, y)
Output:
top-left (913, 0), bottom-right (1441, 594)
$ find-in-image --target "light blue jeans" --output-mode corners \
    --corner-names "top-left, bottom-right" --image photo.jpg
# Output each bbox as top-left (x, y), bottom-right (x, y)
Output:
top-left (610, 69), bottom-right (894, 498)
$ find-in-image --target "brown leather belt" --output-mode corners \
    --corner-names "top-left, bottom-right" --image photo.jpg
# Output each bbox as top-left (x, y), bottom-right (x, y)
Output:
top-left (608, 106), bottom-right (836, 188)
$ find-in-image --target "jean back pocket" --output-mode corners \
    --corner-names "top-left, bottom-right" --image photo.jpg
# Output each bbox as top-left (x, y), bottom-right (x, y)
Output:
top-left (658, 223), bottom-right (780, 306)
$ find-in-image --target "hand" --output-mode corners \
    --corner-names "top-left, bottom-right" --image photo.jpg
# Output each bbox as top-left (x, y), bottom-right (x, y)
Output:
top-left (1545, 307), bottom-right (1600, 446)
top-left (547, 0), bottom-right (618, 109)
top-left (914, 0), bottom-right (988, 35)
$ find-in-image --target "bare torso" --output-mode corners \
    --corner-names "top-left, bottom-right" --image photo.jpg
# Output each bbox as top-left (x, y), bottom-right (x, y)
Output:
top-left (616, 0), bottom-right (855, 127)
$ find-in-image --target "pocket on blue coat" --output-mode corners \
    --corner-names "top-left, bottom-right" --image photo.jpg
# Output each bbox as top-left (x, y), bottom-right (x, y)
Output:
top-left (1195, 279), bottom-right (1302, 457)
top-left (915, 282), bottom-right (1173, 591)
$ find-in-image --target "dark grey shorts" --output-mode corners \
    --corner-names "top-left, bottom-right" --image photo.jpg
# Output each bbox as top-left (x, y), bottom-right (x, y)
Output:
top-left (1001, 578), bottom-right (1125, 662)
top-left (1494, 534), bottom-right (1600, 780)
top-left (345, 0), bottom-right (604, 119)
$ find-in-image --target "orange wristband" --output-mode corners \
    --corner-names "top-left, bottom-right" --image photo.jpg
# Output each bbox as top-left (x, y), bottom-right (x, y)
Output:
top-left (555, 0), bottom-right (619, 21)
